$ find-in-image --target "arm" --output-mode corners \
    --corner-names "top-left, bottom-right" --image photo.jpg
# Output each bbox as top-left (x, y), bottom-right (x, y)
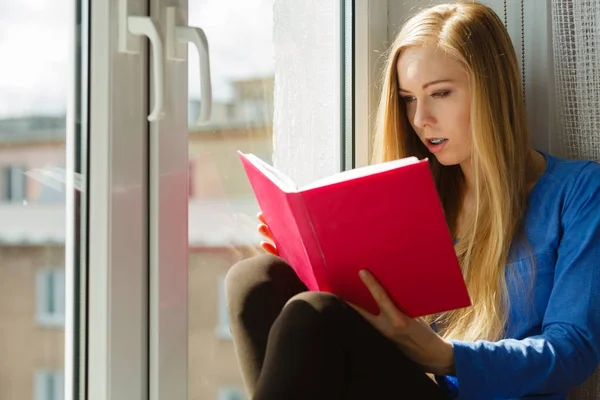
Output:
top-left (451, 164), bottom-right (600, 399)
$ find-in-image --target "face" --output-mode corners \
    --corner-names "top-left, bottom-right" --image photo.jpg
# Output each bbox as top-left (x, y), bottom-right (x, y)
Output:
top-left (396, 46), bottom-right (472, 167)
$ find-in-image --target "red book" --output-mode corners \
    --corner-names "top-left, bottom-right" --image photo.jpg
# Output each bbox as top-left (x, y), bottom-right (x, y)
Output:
top-left (238, 151), bottom-right (471, 317)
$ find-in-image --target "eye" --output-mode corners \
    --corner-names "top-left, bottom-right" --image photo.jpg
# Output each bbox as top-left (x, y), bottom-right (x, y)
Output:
top-left (402, 95), bottom-right (416, 103)
top-left (431, 90), bottom-right (451, 99)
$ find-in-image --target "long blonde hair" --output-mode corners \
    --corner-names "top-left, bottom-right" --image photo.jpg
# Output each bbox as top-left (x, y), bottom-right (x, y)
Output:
top-left (372, 2), bottom-right (531, 342)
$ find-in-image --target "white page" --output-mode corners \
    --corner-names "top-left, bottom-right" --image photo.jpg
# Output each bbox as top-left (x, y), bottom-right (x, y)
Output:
top-left (243, 153), bottom-right (298, 192)
top-left (300, 156), bottom-right (421, 191)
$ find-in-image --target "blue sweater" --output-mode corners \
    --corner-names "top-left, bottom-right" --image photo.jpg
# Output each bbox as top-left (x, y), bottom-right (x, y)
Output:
top-left (436, 152), bottom-right (600, 399)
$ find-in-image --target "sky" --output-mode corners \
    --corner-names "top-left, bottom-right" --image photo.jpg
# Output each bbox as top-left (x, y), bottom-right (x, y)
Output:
top-left (0, 0), bottom-right (275, 118)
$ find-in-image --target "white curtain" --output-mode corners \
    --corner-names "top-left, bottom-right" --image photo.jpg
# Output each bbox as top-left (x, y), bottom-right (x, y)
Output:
top-left (553, 4), bottom-right (600, 400)
top-left (552, 0), bottom-right (600, 162)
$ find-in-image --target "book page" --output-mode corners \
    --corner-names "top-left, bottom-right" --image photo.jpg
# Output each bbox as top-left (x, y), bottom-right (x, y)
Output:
top-left (300, 156), bottom-right (421, 191)
top-left (241, 153), bottom-right (298, 192)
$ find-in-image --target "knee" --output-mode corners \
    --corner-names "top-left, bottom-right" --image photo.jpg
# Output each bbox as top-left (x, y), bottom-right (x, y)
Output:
top-left (225, 254), bottom-right (302, 321)
top-left (271, 292), bottom-right (349, 339)
top-left (283, 291), bottom-right (347, 319)
top-left (225, 254), bottom-right (294, 299)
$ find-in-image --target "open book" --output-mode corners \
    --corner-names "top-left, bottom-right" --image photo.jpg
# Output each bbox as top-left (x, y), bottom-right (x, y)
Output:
top-left (238, 151), bottom-right (471, 317)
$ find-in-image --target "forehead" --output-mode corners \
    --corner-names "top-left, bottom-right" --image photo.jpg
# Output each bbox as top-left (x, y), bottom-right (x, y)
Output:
top-left (396, 46), bottom-right (466, 87)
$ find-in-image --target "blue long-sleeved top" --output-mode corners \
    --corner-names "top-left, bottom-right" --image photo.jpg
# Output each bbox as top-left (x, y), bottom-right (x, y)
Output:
top-left (436, 152), bottom-right (600, 399)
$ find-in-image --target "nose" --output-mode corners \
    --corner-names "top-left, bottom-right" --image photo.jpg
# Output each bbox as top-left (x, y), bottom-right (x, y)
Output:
top-left (411, 100), bottom-right (436, 129)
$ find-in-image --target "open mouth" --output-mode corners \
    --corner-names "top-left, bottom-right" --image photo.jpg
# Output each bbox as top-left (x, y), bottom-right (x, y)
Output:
top-left (427, 138), bottom-right (448, 145)
top-left (424, 137), bottom-right (448, 154)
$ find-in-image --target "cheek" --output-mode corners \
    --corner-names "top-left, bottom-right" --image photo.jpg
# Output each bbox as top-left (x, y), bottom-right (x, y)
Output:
top-left (448, 101), bottom-right (471, 142)
top-left (458, 100), bottom-right (470, 124)
top-left (458, 110), bottom-right (471, 139)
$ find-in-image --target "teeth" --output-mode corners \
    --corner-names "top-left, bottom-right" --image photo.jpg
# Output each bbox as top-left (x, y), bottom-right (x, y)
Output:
top-left (429, 138), bottom-right (447, 145)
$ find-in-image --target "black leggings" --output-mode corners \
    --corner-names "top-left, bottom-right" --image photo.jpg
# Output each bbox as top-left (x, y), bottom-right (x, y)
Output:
top-left (225, 254), bottom-right (452, 400)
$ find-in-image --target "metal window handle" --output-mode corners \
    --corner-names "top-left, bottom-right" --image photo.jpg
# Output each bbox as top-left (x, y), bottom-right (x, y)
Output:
top-left (119, 0), bottom-right (165, 121)
top-left (166, 6), bottom-right (212, 123)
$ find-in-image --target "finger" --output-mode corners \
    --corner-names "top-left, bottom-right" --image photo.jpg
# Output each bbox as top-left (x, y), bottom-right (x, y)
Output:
top-left (261, 241), bottom-right (279, 256)
top-left (359, 270), bottom-right (402, 317)
top-left (257, 212), bottom-right (267, 224)
top-left (257, 223), bottom-right (266, 236)
top-left (257, 223), bottom-right (274, 241)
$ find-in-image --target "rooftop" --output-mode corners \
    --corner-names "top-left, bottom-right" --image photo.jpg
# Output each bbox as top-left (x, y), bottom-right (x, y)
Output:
top-left (0, 116), bottom-right (65, 144)
top-left (0, 197), bottom-right (261, 247)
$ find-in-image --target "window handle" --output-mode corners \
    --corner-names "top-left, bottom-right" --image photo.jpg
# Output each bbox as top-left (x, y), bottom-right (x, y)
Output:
top-left (166, 6), bottom-right (212, 123)
top-left (119, 0), bottom-right (165, 121)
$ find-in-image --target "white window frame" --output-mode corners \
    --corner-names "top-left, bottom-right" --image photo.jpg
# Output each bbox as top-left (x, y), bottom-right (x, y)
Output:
top-left (85, 0), bottom-right (150, 399)
top-left (148, 0), bottom-right (189, 399)
top-left (352, 0), bottom-right (388, 168)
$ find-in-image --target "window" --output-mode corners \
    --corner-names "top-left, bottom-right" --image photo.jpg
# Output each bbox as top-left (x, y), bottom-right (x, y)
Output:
top-left (0, 2), bottom-right (76, 398)
top-left (7, 0), bottom-right (349, 397)
top-left (2, 165), bottom-right (27, 202)
top-left (217, 386), bottom-right (246, 400)
top-left (36, 268), bottom-right (65, 327)
top-left (34, 370), bottom-right (64, 400)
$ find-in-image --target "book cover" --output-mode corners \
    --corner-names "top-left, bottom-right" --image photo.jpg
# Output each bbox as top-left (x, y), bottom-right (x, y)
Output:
top-left (238, 151), bottom-right (471, 317)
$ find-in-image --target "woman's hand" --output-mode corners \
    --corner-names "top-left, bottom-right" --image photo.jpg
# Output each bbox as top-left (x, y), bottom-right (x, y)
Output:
top-left (257, 211), bottom-right (279, 256)
top-left (349, 270), bottom-right (456, 376)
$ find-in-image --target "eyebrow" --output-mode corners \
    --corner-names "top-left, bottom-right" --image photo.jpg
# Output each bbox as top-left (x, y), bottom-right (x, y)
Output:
top-left (398, 79), bottom-right (455, 93)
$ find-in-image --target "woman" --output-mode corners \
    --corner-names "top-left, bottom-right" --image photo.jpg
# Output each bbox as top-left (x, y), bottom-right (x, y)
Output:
top-left (225, 2), bottom-right (600, 399)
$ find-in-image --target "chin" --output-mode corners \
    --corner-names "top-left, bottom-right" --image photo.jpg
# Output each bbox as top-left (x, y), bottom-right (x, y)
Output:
top-left (432, 154), bottom-right (462, 167)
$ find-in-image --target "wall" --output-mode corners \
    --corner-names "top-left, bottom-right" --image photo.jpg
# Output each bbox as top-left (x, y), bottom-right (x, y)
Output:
top-left (0, 246), bottom-right (64, 400)
top-left (188, 247), bottom-right (256, 400)
top-left (188, 128), bottom-right (272, 200)
top-left (272, 0), bottom-right (342, 186)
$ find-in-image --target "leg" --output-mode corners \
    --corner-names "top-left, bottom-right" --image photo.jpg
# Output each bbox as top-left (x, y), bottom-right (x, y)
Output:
top-left (254, 291), bottom-right (451, 400)
top-left (253, 292), bottom-right (346, 400)
top-left (225, 254), bottom-right (307, 395)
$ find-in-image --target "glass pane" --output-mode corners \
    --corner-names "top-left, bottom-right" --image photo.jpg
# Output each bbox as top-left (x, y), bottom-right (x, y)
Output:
top-left (187, 1), bottom-right (274, 398)
top-left (0, 0), bottom-right (78, 399)
top-left (187, 1), bottom-right (342, 399)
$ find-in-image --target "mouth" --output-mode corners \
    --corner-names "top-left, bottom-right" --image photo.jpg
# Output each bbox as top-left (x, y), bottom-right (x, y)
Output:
top-left (424, 137), bottom-right (448, 154)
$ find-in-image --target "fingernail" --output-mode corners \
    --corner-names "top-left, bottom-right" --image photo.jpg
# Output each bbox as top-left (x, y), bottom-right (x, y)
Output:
top-left (359, 270), bottom-right (367, 278)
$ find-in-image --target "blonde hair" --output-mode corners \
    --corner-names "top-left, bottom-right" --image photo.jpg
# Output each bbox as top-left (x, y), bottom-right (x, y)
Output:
top-left (372, 2), bottom-right (531, 342)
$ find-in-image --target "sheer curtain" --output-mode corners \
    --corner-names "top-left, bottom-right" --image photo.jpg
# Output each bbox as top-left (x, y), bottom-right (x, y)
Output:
top-left (552, 0), bottom-right (600, 162)
top-left (552, 2), bottom-right (599, 399)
